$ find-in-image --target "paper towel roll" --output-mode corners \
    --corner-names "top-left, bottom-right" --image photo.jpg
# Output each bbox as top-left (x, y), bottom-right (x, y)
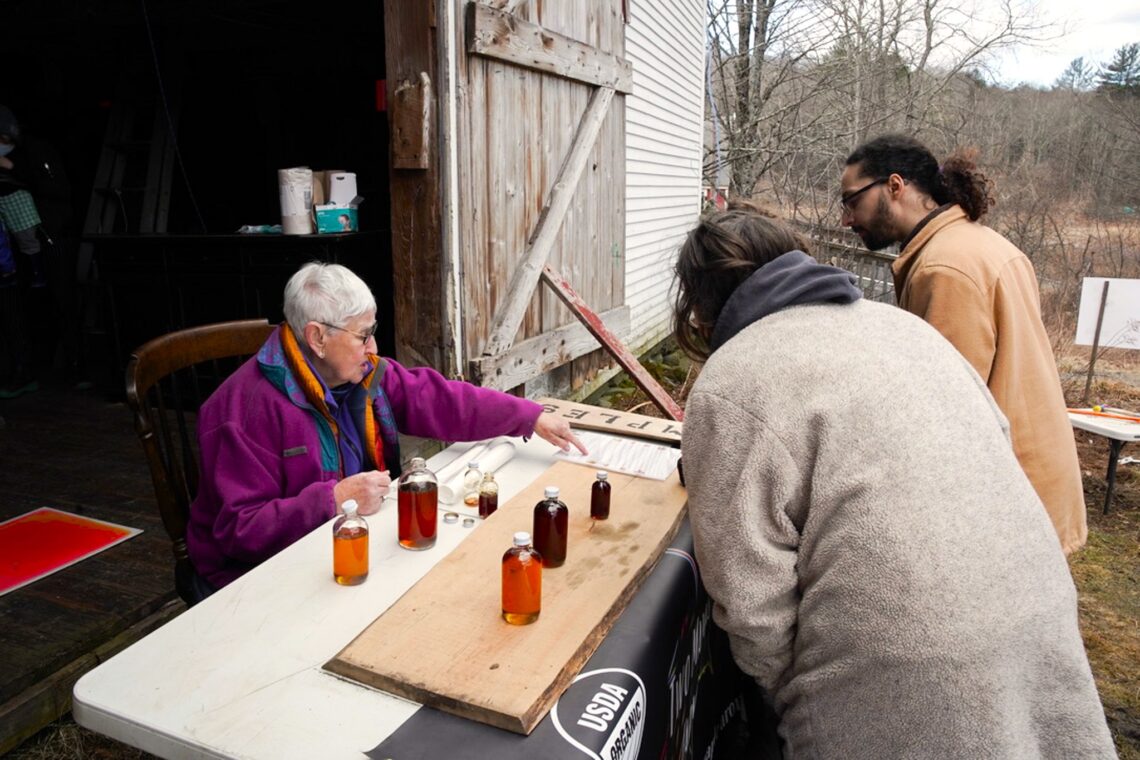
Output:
top-left (328, 172), bottom-right (358, 206)
top-left (278, 167), bottom-right (313, 235)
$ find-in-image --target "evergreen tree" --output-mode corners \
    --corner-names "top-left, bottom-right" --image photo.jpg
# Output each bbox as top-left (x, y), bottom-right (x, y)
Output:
top-left (1055, 57), bottom-right (1095, 91)
top-left (1097, 42), bottom-right (1140, 95)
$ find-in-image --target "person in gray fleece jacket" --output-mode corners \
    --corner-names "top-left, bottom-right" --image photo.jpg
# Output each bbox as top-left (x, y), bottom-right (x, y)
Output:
top-left (673, 207), bottom-right (1115, 759)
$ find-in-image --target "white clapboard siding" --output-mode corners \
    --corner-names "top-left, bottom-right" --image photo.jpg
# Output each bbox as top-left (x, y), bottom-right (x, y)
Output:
top-left (624, 0), bottom-right (705, 355)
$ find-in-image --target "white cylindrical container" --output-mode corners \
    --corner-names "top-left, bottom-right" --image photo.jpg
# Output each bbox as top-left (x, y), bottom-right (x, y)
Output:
top-left (328, 172), bottom-right (358, 205)
top-left (278, 167), bottom-right (314, 235)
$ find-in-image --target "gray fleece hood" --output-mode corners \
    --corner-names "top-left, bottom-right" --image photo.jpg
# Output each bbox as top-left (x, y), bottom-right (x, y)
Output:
top-left (708, 250), bottom-right (862, 353)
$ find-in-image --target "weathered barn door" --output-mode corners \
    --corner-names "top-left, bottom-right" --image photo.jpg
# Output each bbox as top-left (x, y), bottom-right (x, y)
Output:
top-left (451, 0), bottom-right (631, 393)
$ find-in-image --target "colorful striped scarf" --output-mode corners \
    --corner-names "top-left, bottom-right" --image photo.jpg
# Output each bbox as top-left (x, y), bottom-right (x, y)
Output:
top-left (279, 324), bottom-right (384, 474)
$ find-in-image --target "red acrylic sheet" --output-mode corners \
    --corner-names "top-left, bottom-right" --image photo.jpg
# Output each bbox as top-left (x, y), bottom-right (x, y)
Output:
top-left (0, 507), bottom-right (141, 595)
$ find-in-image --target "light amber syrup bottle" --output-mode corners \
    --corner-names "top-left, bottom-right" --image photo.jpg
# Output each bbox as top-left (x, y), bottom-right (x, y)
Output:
top-left (397, 457), bottom-right (439, 550)
top-left (333, 499), bottom-right (369, 585)
top-left (502, 531), bottom-right (542, 625)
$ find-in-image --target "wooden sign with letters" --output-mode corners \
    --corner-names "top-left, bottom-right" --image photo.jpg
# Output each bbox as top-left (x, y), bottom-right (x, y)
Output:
top-left (538, 398), bottom-right (682, 445)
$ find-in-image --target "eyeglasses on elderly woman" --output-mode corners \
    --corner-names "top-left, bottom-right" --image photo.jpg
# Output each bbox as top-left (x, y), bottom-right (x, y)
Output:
top-left (317, 321), bottom-right (378, 345)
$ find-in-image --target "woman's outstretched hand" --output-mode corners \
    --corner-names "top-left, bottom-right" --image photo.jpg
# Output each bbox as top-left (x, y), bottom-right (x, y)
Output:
top-left (533, 413), bottom-right (588, 456)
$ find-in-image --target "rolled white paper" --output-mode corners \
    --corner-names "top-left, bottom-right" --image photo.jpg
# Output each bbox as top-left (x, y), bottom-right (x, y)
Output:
top-left (436, 441), bottom-right (493, 504)
top-left (436, 439), bottom-right (517, 505)
top-left (479, 440), bottom-right (517, 476)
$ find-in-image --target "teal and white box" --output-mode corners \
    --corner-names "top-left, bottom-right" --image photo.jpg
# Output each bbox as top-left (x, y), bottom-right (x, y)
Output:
top-left (315, 201), bottom-right (360, 233)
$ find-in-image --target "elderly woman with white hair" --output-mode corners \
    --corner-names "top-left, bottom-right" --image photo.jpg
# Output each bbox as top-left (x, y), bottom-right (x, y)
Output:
top-left (187, 262), bottom-right (585, 596)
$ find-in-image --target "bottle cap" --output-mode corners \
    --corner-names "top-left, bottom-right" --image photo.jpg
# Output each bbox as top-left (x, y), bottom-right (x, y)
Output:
top-left (409, 456), bottom-right (426, 469)
top-left (544, 486), bottom-right (560, 499)
top-left (468, 461), bottom-right (480, 469)
top-left (513, 531), bottom-right (531, 546)
top-left (596, 470), bottom-right (608, 480)
top-left (341, 499), bottom-right (359, 515)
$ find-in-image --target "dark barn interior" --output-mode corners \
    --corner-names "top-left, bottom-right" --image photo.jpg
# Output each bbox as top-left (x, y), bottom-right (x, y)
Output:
top-left (1, 1), bottom-right (400, 750)
top-left (4, 0), bottom-right (396, 392)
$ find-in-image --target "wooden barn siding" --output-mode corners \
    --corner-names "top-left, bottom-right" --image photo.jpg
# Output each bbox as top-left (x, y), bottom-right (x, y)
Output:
top-left (624, 0), bottom-right (705, 353)
top-left (455, 0), bottom-right (625, 393)
top-left (385, 0), bottom-right (443, 368)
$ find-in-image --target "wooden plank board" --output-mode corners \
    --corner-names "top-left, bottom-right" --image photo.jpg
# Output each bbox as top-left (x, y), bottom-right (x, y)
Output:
top-left (467, 305), bottom-right (629, 390)
top-left (324, 460), bottom-right (686, 734)
top-left (467, 3), bottom-right (634, 93)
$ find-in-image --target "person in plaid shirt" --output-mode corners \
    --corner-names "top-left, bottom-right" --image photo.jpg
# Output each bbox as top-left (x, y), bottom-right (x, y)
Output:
top-left (0, 105), bottom-right (68, 398)
top-left (0, 110), bottom-right (45, 284)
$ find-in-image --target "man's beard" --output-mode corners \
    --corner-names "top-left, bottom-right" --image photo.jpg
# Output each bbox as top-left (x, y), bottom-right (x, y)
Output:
top-left (855, 195), bottom-right (897, 251)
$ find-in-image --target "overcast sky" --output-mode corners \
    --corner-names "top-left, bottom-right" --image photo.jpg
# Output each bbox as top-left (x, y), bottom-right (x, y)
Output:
top-left (992, 1), bottom-right (1140, 87)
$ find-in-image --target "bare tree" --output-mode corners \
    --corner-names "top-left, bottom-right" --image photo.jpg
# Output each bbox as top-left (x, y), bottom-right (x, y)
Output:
top-left (705, 0), bottom-right (836, 197)
top-left (701, 0), bottom-right (1139, 351)
top-left (705, 0), bottom-right (1054, 214)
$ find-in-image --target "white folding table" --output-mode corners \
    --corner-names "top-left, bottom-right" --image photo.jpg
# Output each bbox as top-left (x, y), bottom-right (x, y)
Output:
top-left (71, 432), bottom-right (759, 760)
top-left (72, 436), bottom-right (558, 759)
top-left (1068, 409), bottom-right (1140, 514)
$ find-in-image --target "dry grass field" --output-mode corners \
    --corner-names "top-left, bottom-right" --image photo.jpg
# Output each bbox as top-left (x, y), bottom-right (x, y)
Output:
top-left (1065, 365), bottom-right (1140, 760)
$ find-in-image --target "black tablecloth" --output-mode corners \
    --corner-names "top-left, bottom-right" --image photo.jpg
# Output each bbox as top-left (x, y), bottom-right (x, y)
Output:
top-left (369, 519), bottom-right (781, 759)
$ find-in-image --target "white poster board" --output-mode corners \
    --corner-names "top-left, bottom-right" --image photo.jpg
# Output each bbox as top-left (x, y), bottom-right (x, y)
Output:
top-left (1074, 278), bottom-right (1140, 350)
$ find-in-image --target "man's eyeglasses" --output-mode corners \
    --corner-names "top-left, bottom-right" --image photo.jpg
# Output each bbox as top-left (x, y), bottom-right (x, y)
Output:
top-left (319, 321), bottom-right (378, 345)
top-left (840, 178), bottom-right (887, 211)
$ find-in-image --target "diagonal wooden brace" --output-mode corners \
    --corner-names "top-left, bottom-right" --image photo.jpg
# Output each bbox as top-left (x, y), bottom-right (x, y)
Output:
top-left (541, 264), bottom-right (684, 422)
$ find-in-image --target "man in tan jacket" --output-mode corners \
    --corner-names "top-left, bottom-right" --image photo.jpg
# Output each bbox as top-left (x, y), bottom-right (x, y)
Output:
top-left (840, 134), bottom-right (1086, 554)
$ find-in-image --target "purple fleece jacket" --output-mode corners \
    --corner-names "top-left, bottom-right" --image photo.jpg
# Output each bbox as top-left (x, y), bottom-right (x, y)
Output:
top-left (186, 335), bottom-right (543, 589)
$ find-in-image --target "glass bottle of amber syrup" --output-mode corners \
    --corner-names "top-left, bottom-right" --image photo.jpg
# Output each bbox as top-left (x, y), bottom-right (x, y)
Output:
top-left (502, 531), bottom-right (542, 625)
top-left (590, 471), bottom-right (611, 520)
top-left (478, 471), bottom-right (499, 517)
top-left (532, 486), bottom-right (568, 568)
top-left (397, 457), bottom-right (439, 550)
top-left (462, 460), bottom-right (482, 507)
top-left (332, 499), bottom-right (369, 585)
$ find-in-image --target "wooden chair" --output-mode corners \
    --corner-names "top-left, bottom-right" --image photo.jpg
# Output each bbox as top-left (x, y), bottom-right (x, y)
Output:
top-left (125, 319), bottom-right (276, 604)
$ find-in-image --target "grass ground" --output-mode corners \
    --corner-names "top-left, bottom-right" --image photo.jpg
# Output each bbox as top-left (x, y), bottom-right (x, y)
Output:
top-left (9, 348), bottom-right (1138, 759)
top-left (1067, 374), bottom-right (1140, 760)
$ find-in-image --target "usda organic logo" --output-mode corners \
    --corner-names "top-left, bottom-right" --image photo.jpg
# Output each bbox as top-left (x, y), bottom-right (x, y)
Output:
top-left (551, 668), bottom-right (646, 760)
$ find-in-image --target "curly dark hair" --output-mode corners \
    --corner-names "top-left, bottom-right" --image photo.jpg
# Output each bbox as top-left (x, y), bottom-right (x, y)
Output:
top-left (845, 134), bottom-right (994, 221)
top-left (672, 205), bottom-right (810, 361)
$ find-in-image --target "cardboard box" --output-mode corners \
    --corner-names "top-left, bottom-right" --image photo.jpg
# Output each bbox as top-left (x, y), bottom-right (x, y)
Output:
top-left (315, 202), bottom-right (359, 233)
